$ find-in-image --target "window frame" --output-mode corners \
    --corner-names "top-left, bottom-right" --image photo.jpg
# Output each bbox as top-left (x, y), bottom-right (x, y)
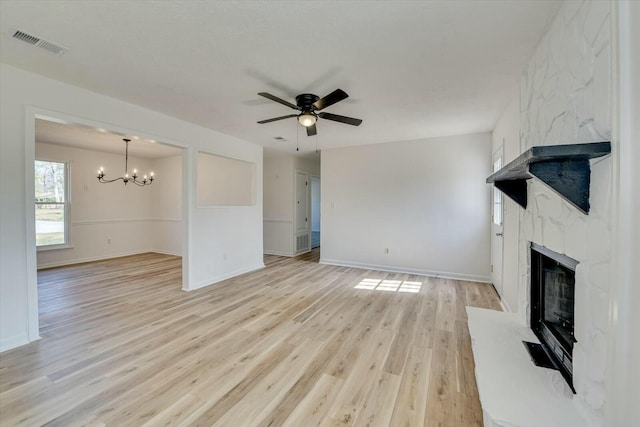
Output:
top-left (35, 159), bottom-right (72, 250)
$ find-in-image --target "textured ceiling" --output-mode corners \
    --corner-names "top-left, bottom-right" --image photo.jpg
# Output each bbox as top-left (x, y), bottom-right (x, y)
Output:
top-left (1, 1), bottom-right (561, 154)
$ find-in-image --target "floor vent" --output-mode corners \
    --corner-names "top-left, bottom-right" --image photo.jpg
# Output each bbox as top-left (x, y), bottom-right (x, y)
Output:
top-left (296, 234), bottom-right (309, 253)
top-left (12, 29), bottom-right (68, 55)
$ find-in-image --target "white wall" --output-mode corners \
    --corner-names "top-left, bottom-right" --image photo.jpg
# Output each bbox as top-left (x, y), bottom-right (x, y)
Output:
top-left (311, 176), bottom-right (321, 232)
top-left (35, 142), bottom-right (155, 267)
top-left (263, 153), bottom-right (295, 256)
top-left (197, 152), bottom-right (256, 207)
top-left (263, 151), bottom-right (320, 256)
top-left (0, 63), bottom-right (263, 352)
top-left (321, 133), bottom-right (492, 282)
top-left (35, 145), bottom-right (183, 267)
top-left (491, 89), bottom-right (520, 311)
top-left (295, 155), bottom-right (321, 176)
top-left (150, 154), bottom-right (182, 256)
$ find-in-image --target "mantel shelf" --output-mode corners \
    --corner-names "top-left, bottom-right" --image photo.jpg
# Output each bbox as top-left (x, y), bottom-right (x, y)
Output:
top-left (486, 142), bottom-right (611, 214)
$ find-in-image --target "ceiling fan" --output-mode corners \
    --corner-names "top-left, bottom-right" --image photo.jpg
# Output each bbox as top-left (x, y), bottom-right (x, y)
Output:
top-left (257, 89), bottom-right (362, 136)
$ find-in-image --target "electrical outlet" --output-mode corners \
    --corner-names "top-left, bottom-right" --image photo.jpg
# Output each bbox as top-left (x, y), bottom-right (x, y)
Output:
top-left (83, 184), bottom-right (89, 191)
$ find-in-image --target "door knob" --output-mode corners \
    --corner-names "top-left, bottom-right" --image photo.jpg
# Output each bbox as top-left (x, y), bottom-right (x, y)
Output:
top-left (496, 232), bottom-right (503, 237)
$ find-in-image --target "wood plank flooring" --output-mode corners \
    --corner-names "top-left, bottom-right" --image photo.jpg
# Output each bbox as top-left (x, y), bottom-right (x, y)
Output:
top-left (0, 252), bottom-right (501, 426)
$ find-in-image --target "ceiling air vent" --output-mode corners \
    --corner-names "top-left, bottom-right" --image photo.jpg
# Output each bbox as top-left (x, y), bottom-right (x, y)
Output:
top-left (12, 29), bottom-right (68, 55)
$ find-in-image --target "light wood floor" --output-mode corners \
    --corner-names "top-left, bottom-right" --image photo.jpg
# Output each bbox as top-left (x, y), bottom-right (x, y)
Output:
top-left (0, 252), bottom-right (500, 426)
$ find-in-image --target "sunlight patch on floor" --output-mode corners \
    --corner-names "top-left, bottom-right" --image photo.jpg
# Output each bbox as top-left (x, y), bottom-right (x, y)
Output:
top-left (354, 278), bottom-right (422, 293)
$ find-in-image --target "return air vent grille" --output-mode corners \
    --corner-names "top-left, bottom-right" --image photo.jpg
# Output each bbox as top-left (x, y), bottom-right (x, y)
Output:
top-left (296, 234), bottom-right (309, 253)
top-left (12, 29), bottom-right (68, 55)
top-left (12, 30), bottom-right (39, 45)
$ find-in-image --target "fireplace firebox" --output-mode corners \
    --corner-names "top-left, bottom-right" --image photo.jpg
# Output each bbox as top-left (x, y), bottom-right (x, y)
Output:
top-left (525, 243), bottom-right (578, 392)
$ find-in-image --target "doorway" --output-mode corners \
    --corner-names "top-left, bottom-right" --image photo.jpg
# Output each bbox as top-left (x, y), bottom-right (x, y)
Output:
top-left (28, 112), bottom-right (188, 342)
top-left (310, 175), bottom-right (320, 249)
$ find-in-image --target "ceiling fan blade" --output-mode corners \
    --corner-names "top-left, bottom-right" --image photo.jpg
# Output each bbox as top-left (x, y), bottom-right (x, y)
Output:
top-left (313, 89), bottom-right (348, 110)
top-left (306, 123), bottom-right (317, 136)
top-left (257, 114), bottom-right (298, 124)
top-left (318, 112), bottom-right (362, 126)
top-left (258, 92), bottom-right (300, 110)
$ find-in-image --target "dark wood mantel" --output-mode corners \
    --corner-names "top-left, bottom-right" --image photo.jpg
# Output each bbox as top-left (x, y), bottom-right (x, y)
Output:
top-left (486, 142), bottom-right (611, 214)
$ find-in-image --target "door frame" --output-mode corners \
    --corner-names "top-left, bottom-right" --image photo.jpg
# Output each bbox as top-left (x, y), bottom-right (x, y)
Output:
top-left (293, 168), bottom-right (310, 254)
top-left (490, 145), bottom-right (505, 298)
top-left (310, 174), bottom-right (321, 249)
top-left (24, 106), bottom-right (191, 343)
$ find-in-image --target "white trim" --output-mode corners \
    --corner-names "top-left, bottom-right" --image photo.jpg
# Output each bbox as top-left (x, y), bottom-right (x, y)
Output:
top-left (499, 298), bottom-right (512, 313)
top-left (196, 205), bottom-right (257, 209)
top-left (36, 244), bottom-right (74, 252)
top-left (263, 219), bottom-right (293, 224)
top-left (184, 147), bottom-right (196, 291)
top-left (36, 249), bottom-right (164, 270)
top-left (263, 250), bottom-right (295, 257)
top-left (24, 107), bottom-right (39, 343)
top-left (71, 218), bottom-right (181, 226)
top-left (151, 249), bottom-right (182, 257)
top-left (21, 106), bottom-right (191, 348)
top-left (150, 218), bottom-right (182, 223)
top-left (34, 158), bottom-right (71, 248)
top-left (319, 258), bottom-right (491, 283)
top-left (0, 333), bottom-right (37, 353)
top-left (184, 263), bottom-right (265, 291)
top-left (607, 1), bottom-right (639, 425)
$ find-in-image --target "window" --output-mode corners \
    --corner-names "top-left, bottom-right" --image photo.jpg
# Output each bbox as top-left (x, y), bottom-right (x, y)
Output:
top-left (35, 160), bottom-right (69, 247)
top-left (493, 157), bottom-right (503, 225)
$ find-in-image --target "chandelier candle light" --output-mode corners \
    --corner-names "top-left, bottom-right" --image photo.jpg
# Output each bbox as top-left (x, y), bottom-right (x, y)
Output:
top-left (97, 138), bottom-right (154, 186)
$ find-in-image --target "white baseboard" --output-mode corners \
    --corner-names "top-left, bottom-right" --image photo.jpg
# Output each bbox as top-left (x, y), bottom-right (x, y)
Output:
top-left (37, 249), bottom-right (183, 270)
top-left (0, 332), bottom-right (37, 353)
top-left (185, 263), bottom-right (266, 291)
top-left (319, 258), bottom-right (491, 283)
top-left (151, 249), bottom-right (182, 257)
top-left (263, 250), bottom-right (295, 257)
top-left (499, 298), bottom-right (512, 312)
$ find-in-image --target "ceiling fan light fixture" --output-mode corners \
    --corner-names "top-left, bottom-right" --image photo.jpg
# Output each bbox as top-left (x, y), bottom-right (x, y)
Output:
top-left (298, 112), bottom-right (317, 127)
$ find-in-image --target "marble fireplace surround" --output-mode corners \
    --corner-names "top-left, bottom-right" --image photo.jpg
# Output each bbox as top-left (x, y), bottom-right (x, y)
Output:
top-left (468, 151), bottom-right (611, 427)
top-left (470, 1), bottom-right (613, 426)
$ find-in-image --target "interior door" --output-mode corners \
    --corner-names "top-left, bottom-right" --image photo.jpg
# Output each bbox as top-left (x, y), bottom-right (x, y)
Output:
top-left (295, 171), bottom-right (310, 252)
top-left (491, 147), bottom-right (504, 298)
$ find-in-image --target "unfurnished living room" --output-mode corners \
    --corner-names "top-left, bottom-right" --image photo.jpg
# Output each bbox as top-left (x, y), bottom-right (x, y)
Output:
top-left (0, 1), bottom-right (637, 426)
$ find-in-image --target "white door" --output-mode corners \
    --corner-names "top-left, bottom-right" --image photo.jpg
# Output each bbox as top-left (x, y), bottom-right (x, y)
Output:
top-left (490, 147), bottom-right (504, 298)
top-left (295, 171), bottom-right (310, 252)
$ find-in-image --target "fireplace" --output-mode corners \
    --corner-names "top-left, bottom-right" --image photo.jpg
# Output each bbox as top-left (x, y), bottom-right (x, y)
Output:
top-left (526, 243), bottom-right (578, 392)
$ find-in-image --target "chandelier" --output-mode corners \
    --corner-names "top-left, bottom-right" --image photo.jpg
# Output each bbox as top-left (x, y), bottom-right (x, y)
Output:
top-left (97, 138), bottom-right (154, 186)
